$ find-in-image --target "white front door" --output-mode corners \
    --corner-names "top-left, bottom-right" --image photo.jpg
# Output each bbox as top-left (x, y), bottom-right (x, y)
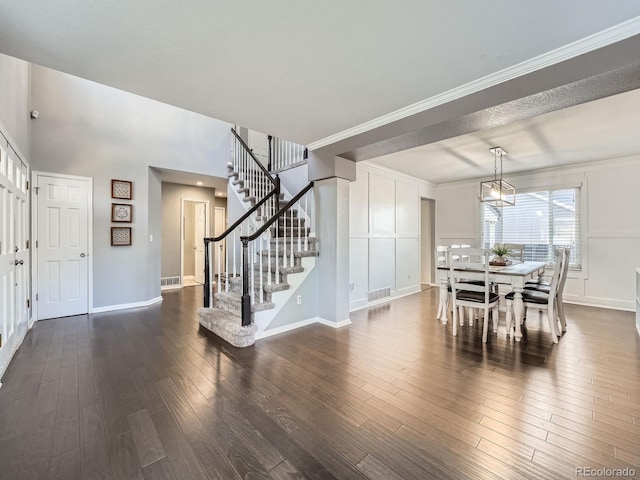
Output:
top-left (0, 142), bottom-right (29, 377)
top-left (35, 173), bottom-right (90, 320)
top-left (194, 203), bottom-right (206, 284)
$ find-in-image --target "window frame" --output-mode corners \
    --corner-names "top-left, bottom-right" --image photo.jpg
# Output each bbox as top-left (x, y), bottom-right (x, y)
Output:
top-left (478, 184), bottom-right (583, 270)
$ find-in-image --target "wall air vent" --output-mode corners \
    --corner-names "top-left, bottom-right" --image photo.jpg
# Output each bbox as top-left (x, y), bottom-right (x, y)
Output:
top-left (367, 287), bottom-right (391, 302)
top-left (161, 276), bottom-right (181, 288)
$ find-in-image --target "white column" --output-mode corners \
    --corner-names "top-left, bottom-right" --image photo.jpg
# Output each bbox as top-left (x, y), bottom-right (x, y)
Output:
top-left (314, 177), bottom-right (351, 326)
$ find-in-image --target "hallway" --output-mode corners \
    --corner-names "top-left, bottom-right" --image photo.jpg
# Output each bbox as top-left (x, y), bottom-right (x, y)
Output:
top-left (0, 287), bottom-right (638, 479)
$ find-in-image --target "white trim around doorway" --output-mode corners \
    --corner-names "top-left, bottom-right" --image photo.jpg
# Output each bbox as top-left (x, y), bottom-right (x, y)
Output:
top-left (179, 197), bottom-right (210, 287)
top-left (31, 171), bottom-right (93, 321)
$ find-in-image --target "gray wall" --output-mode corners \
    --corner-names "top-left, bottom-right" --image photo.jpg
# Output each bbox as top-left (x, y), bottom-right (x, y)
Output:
top-left (160, 182), bottom-right (218, 278)
top-left (0, 53), bottom-right (31, 159)
top-left (183, 202), bottom-right (196, 276)
top-left (264, 266), bottom-right (318, 331)
top-left (30, 65), bottom-right (232, 307)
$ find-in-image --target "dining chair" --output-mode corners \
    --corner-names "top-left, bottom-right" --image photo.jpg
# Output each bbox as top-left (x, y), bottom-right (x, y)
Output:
top-left (449, 248), bottom-right (499, 342)
top-left (505, 247), bottom-right (567, 344)
top-left (504, 243), bottom-right (525, 262)
top-left (524, 246), bottom-right (570, 333)
top-left (435, 245), bottom-right (450, 322)
top-left (524, 246), bottom-right (562, 288)
top-left (437, 244), bottom-right (476, 324)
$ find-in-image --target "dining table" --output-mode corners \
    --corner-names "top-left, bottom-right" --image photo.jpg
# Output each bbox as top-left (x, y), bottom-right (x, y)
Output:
top-left (437, 261), bottom-right (547, 341)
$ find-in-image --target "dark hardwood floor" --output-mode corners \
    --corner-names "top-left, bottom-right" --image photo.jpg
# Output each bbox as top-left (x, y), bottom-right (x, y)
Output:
top-left (1, 286), bottom-right (639, 479)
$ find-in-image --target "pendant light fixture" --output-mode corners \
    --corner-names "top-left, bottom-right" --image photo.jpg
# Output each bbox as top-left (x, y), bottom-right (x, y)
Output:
top-left (480, 146), bottom-right (515, 206)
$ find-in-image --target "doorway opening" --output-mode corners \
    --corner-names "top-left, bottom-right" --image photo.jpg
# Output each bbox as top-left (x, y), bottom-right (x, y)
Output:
top-left (32, 172), bottom-right (93, 320)
top-left (181, 199), bottom-right (210, 287)
top-left (420, 198), bottom-right (436, 287)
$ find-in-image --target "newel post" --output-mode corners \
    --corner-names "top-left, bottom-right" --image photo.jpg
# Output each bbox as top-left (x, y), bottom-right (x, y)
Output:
top-left (203, 239), bottom-right (211, 307)
top-left (241, 238), bottom-right (251, 326)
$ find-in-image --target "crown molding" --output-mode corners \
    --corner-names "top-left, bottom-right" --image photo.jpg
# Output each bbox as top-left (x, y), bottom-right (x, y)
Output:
top-left (359, 161), bottom-right (436, 190)
top-left (308, 17), bottom-right (640, 152)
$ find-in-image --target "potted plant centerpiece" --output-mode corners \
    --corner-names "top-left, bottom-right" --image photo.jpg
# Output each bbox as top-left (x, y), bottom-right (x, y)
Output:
top-left (491, 244), bottom-right (511, 266)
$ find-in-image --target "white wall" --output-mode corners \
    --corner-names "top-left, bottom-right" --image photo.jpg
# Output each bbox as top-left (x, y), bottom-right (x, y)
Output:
top-left (349, 163), bottom-right (435, 310)
top-left (0, 53), bottom-right (31, 381)
top-left (30, 65), bottom-right (232, 309)
top-left (437, 155), bottom-right (640, 311)
top-left (0, 54), bottom-right (31, 160)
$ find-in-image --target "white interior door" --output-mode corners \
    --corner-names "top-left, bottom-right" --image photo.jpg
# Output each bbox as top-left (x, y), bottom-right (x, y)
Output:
top-left (194, 203), bottom-right (206, 284)
top-left (213, 207), bottom-right (226, 278)
top-left (35, 173), bottom-right (90, 320)
top-left (0, 142), bottom-right (29, 377)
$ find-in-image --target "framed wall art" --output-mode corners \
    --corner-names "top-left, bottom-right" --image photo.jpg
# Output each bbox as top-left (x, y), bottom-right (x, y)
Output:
top-left (111, 227), bottom-right (132, 246)
top-left (111, 179), bottom-right (132, 199)
top-left (111, 203), bottom-right (133, 223)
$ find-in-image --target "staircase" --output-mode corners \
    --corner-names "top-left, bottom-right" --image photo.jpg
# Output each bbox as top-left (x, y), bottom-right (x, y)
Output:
top-left (198, 129), bottom-right (317, 347)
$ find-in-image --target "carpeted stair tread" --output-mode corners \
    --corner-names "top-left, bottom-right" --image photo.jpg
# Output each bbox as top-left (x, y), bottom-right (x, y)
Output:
top-left (259, 250), bottom-right (318, 259)
top-left (197, 307), bottom-right (256, 348)
top-left (215, 291), bottom-right (275, 312)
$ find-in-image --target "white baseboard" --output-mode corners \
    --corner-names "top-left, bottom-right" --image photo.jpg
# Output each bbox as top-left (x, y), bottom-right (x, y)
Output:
top-left (350, 286), bottom-right (421, 312)
top-left (256, 316), bottom-right (352, 340)
top-left (92, 296), bottom-right (163, 314)
top-left (161, 284), bottom-right (183, 291)
top-left (316, 317), bottom-right (352, 329)
top-left (0, 321), bottom-right (29, 382)
top-left (256, 318), bottom-right (318, 340)
top-left (563, 296), bottom-right (635, 312)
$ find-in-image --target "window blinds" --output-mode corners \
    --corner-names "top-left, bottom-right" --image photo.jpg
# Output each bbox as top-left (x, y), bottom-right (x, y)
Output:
top-left (480, 187), bottom-right (581, 267)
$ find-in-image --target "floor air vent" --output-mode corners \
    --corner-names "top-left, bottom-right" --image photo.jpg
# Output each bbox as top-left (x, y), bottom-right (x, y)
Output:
top-left (161, 276), bottom-right (181, 287)
top-left (368, 287), bottom-right (391, 302)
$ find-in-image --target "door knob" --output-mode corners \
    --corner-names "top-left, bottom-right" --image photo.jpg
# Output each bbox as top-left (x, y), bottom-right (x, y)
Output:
top-left (80, 253), bottom-right (86, 258)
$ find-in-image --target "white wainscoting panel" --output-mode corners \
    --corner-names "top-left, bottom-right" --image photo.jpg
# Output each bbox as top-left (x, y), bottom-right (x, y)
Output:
top-left (349, 170), bottom-right (369, 235)
top-left (369, 238), bottom-right (395, 292)
top-left (585, 237), bottom-right (640, 306)
top-left (437, 185), bottom-right (477, 240)
top-left (396, 238), bottom-right (420, 291)
top-left (370, 173), bottom-right (396, 235)
top-left (588, 164), bottom-right (640, 235)
top-left (396, 181), bottom-right (420, 235)
top-left (349, 238), bottom-right (369, 305)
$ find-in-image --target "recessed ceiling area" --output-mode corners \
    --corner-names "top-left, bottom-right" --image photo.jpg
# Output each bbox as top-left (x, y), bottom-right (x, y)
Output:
top-left (156, 167), bottom-right (227, 196)
top-left (365, 87), bottom-right (640, 184)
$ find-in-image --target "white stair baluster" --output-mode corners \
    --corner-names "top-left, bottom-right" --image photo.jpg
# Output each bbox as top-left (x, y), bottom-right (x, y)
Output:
top-left (297, 200), bottom-right (301, 251)
top-left (250, 241), bottom-right (255, 304)
top-left (209, 241), bottom-right (214, 303)
top-left (259, 235), bottom-right (264, 302)
top-left (304, 194), bottom-right (308, 251)
top-left (275, 208), bottom-right (279, 283)
top-left (232, 228), bottom-right (237, 280)
top-left (290, 209), bottom-right (294, 267)
top-left (267, 229), bottom-right (272, 287)
top-left (216, 240), bottom-right (221, 294)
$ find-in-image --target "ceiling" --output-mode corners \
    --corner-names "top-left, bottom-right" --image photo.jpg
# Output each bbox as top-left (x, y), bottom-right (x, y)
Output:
top-left (156, 168), bottom-right (228, 195)
top-left (3, 2), bottom-right (640, 186)
top-left (1, 1), bottom-right (640, 150)
top-left (366, 86), bottom-right (640, 184)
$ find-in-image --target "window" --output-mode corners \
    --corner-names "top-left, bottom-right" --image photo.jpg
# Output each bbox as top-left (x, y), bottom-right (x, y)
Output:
top-left (480, 187), bottom-right (581, 268)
